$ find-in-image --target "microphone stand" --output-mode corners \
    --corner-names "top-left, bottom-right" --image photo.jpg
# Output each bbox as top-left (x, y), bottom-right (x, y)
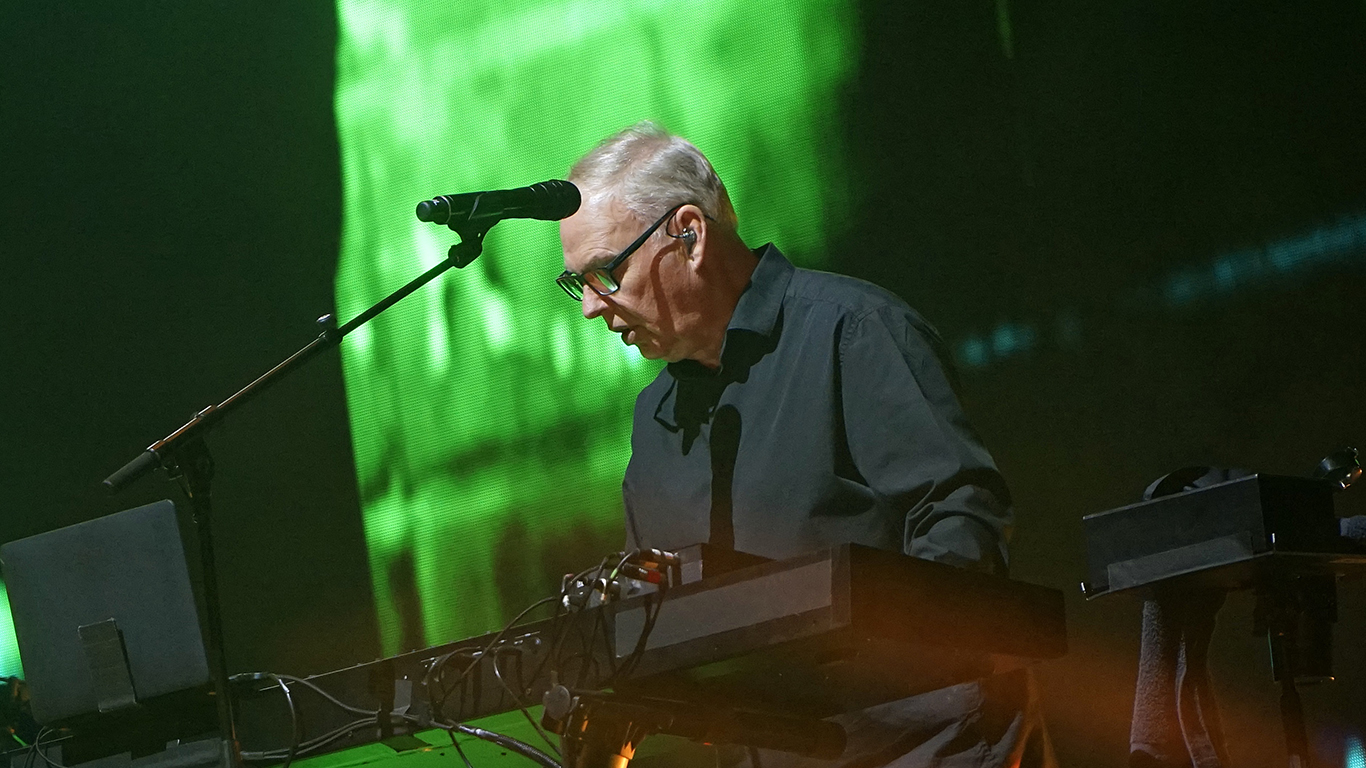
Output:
top-left (102, 225), bottom-right (492, 768)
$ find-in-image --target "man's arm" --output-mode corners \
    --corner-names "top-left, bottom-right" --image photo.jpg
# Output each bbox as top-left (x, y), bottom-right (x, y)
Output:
top-left (839, 304), bottom-right (1013, 575)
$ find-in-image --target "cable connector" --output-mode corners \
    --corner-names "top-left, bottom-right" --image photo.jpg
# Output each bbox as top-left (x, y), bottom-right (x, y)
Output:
top-left (620, 563), bottom-right (663, 584)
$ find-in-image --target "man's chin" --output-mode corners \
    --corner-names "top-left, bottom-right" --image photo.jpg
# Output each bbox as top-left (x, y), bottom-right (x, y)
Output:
top-left (630, 338), bottom-right (673, 362)
top-left (618, 329), bottom-right (672, 361)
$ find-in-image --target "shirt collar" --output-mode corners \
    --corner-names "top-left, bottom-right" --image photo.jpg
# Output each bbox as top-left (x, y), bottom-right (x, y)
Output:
top-left (726, 243), bottom-right (794, 338)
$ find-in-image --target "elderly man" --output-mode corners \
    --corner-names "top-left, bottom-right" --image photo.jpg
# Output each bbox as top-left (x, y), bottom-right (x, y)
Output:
top-left (556, 122), bottom-right (1051, 768)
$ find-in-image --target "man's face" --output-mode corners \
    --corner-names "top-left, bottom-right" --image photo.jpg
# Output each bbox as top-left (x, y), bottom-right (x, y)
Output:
top-left (559, 199), bottom-right (694, 362)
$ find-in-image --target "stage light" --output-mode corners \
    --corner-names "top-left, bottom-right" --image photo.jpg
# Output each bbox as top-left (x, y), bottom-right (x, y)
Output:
top-left (1346, 734), bottom-right (1365, 768)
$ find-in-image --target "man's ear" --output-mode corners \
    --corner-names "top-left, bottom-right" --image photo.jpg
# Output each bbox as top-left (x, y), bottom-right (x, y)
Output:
top-left (674, 204), bottom-right (707, 262)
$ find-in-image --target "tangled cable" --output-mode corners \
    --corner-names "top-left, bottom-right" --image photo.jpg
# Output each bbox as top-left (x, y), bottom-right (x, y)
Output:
top-left (238, 548), bottom-right (678, 768)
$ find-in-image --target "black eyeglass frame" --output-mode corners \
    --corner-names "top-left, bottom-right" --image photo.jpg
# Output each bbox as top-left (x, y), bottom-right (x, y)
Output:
top-left (556, 203), bottom-right (689, 301)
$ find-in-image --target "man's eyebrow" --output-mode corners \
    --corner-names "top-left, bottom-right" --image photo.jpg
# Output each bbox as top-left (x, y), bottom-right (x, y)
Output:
top-left (580, 244), bottom-right (620, 271)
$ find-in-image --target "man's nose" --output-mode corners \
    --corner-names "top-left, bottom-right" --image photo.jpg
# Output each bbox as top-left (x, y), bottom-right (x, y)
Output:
top-left (581, 289), bottom-right (608, 320)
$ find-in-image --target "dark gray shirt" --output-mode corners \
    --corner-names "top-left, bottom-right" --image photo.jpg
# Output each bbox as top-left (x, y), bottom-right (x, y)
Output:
top-left (621, 245), bottom-right (1044, 768)
top-left (624, 244), bottom-right (1011, 574)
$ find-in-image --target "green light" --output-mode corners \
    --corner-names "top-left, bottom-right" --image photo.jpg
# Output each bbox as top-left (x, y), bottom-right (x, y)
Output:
top-left (334, 0), bottom-right (857, 653)
top-left (0, 581), bottom-right (24, 679)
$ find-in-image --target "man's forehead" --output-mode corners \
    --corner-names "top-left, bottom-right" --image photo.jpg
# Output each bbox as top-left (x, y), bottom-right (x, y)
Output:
top-left (560, 198), bottom-right (635, 268)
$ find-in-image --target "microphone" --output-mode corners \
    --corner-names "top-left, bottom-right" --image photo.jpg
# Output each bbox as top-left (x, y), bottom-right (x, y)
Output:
top-left (415, 179), bottom-right (581, 228)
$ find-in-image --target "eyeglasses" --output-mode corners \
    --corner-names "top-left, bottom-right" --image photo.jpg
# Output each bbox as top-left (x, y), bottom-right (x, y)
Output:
top-left (556, 203), bottom-right (686, 301)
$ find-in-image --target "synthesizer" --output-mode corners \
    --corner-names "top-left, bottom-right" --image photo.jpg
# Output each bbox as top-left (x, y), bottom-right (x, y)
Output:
top-left (1082, 474), bottom-right (1366, 597)
top-left (236, 544), bottom-right (1066, 759)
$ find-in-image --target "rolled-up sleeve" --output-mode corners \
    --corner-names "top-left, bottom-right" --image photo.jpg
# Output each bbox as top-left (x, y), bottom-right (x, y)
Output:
top-left (839, 305), bottom-right (1013, 575)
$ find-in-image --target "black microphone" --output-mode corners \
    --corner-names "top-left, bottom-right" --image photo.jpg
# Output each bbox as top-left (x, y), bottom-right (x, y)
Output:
top-left (415, 179), bottom-right (580, 227)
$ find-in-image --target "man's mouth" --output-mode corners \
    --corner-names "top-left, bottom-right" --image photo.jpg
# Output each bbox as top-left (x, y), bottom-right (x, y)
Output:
top-left (610, 323), bottom-right (642, 346)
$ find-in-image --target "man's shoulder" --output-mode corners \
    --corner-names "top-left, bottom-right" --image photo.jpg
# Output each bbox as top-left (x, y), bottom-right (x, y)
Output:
top-left (792, 266), bottom-right (950, 360)
top-left (786, 266), bottom-right (934, 334)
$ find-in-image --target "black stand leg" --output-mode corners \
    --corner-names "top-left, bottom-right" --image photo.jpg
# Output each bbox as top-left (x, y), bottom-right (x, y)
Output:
top-left (1277, 675), bottom-right (1311, 768)
top-left (1259, 572), bottom-right (1337, 768)
top-left (167, 437), bottom-right (239, 768)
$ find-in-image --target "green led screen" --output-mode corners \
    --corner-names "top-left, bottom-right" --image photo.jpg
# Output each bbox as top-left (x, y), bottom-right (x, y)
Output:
top-left (334, 0), bottom-right (858, 654)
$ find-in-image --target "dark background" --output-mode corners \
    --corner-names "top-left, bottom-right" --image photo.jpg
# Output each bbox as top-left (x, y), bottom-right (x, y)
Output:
top-left (2, 3), bottom-right (368, 678)
top-left (3, 1), bottom-right (1364, 765)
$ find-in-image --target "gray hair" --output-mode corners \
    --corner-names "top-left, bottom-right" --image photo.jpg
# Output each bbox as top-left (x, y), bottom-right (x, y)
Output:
top-left (568, 121), bottom-right (739, 232)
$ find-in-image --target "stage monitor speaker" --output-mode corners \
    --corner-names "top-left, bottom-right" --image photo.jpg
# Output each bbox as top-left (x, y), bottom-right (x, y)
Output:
top-left (0, 500), bottom-right (213, 729)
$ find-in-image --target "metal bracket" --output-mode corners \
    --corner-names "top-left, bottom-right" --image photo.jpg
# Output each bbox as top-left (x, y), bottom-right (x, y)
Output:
top-left (78, 618), bottom-right (138, 713)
